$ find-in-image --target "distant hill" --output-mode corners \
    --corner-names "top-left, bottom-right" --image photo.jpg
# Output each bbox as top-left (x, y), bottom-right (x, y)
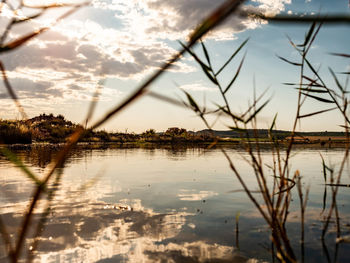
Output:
top-left (196, 129), bottom-right (345, 139)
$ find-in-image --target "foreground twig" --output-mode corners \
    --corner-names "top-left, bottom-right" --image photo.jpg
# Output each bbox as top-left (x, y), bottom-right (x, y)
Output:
top-left (8, 1), bottom-right (247, 261)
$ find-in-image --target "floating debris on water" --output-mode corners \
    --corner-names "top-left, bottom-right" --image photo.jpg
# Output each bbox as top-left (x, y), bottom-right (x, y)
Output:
top-left (103, 204), bottom-right (132, 211)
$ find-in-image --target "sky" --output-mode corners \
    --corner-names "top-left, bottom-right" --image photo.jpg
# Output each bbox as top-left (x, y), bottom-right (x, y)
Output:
top-left (0, 0), bottom-right (349, 132)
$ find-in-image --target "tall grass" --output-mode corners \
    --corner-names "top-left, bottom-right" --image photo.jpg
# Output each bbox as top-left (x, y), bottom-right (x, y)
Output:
top-left (0, 0), bottom-right (349, 262)
top-left (180, 20), bottom-right (350, 263)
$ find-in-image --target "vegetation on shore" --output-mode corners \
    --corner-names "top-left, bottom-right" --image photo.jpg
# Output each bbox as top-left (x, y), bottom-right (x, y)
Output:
top-left (0, 114), bottom-right (216, 144)
top-left (0, 114), bottom-right (346, 145)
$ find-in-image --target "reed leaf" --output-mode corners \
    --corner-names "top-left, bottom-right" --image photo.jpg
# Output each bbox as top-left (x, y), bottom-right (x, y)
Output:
top-left (276, 55), bottom-right (302, 66)
top-left (305, 22), bottom-right (323, 55)
top-left (302, 75), bottom-right (324, 87)
top-left (301, 21), bottom-right (316, 47)
top-left (270, 113), bottom-right (278, 132)
top-left (200, 65), bottom-right (218, 85)
top-left (285, 34), bottom-right (299, 50)
top-left (329, 52), bottom-right (350, 58)
top-left (183, 90), bottom-right (201, 113)
top-left (298, 107), bottom-right (337, 118)
top-left (178, 43), bottom-right (210, 71)
top-left (329, 67), bottom-right (344, 93)
top-left (245, 99), bottom-right (270, 124)
top-left (241, 88), bottom-right (269, 118)
top-left (285, 83), bottom-right (323, 88)
top-left (295, 87), bottom-right (328, 93)
top-left (224, 53), bottom-right (246, 94)
top-left (216, 104), bottom-right (244, 122)
top-left (179, 42), bottom-right (218, 85)
top-left (215, 38), bottom-right (249, 76)
top-left (304, 58), bottom-right (323, 83)
top-left (200, 39), bottom-right (212, 67)
top-left (283, 82), bottom-right (298, 86)
top-left (301, 92), bottom-right (334, 103)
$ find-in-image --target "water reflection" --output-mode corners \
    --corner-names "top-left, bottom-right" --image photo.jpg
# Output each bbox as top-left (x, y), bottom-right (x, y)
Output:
top-left (177, 189), bottom-right (218, 201)
top-left (1, 196), bottom-right (249, 263)
top-left (0, 145), bottom-right (350, 262)
top-left (33, 199), bottom-right (190, 262)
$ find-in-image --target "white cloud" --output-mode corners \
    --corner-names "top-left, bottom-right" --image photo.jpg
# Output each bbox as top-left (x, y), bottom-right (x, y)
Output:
top-left (0, 0), bottom-right (291, 114)
top-left (93, 0), bottom-right (291, 41)
top-left (0, 22), bottom-right (179, 104)
top-left (251, 0), bottom-right (291, 16)
top-left (179, 82), bottom-right (217, 92)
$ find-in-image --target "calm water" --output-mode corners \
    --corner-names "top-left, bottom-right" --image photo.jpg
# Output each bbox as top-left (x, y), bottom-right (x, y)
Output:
top-left (0, 145), bottom-right (350, 262)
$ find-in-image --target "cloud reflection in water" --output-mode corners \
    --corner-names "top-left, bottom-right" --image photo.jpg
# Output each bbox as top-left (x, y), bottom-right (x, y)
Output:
top-left (20, 199), bottom-right (250, 263)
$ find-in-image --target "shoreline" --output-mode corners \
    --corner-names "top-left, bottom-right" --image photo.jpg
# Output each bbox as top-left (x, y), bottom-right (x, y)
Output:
top-left (2, 139), bottom-right (349, 151)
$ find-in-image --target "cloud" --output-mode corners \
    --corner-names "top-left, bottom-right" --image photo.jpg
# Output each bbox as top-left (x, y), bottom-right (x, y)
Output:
top-left (0, 17), bottom-right (191, 105)
top-left (179, 82), bottom-right (217, 92)
top-left (0, 77), bottom-right (64, 101)
top-left (0, 0), bottom-right (291, 115)
top-left (94, 0), bottom-right (291, 41)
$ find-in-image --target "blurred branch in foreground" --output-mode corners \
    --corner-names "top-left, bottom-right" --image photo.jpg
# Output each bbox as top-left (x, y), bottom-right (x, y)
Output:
top-left (240, 11), bottom-right (350, 24)
top-left (0, 1), bottom-right (248, 262)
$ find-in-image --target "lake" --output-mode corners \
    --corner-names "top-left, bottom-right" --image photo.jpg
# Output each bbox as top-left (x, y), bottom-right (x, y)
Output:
top-left (0, 144), bottom-right (350, 262)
